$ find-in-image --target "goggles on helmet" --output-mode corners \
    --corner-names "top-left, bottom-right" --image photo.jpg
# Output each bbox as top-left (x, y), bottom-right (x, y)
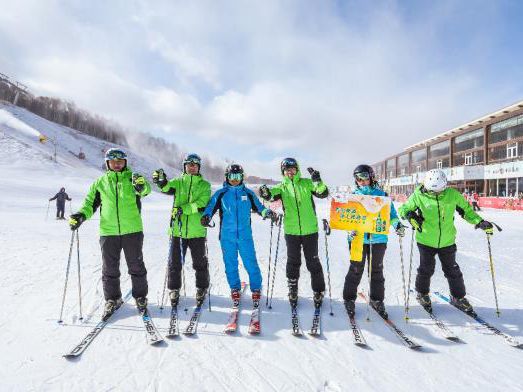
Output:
top-left (184, 154), bottom-right (201, 166)
top-left (106, 149), bottom-right (127, 161)
top-left (227, 172), bottom-right (243, 181)
top-left (354, 171), bottom-right (370, 181)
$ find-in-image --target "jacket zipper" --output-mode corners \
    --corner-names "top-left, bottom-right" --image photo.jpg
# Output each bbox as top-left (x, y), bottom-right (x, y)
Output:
top-left (115, 172), bottom-right (121, 234)
top-left (185, 176), bottom-right (193, 238)
top-left (291, 181), bottom-right (302, 235)
top-left (436, 194), bottom-right (442, 248)
top-left (236, 189), bottom-right (240, 240)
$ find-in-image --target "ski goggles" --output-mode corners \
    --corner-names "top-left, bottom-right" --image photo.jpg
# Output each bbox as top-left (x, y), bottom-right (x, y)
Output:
top-left (106, 149), bottom-right (127, 161)
top-left (184, 154), bottom-right (201, 165)
top-left (282, 158), bottom-right (298, 168)
top-left (354, 172), bottom-right (370, 181)
top-left (227, 172), bottom-right (243, 181)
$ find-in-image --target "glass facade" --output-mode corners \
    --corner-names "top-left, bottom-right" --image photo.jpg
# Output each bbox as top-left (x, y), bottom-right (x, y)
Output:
top-left (398, 154), bottom-right (409, 176)
top-left (490, 114), bottom-right (523, 143)
top-left (410, 148), bottom-right (427, 173)
top-left (454, 128), bottom-right (484, 152)
top-left (386, 158), bottom-right (396, 178)
top-left (428, 140), bottom-right (450, 169)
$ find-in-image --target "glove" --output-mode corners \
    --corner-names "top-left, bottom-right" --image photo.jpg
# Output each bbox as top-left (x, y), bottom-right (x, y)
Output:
top-left (476, 220), bottom-right (494, 235)
top-left (132, 173), bottom-right (146, 193)
top-left (395, 221), bottom-right (406, 237)
top-left (171, 207), bottom-right (183, 219)
top-left (259, 185), bottom-right (271, 201)
top-left (405, 211), bottom-right (423, 232)
top-left (263, 209), bottom-right (279, 224)
top-left (347, 230), bottom-right (357, 241)
top-left (200, 215), bottom-right (211, 227)
top-left (307, 167), bottom-right (321, 182)
top-left (152, 169), bottom-right (167, 187)
top-left (69, 213), bottom-right (85, 231)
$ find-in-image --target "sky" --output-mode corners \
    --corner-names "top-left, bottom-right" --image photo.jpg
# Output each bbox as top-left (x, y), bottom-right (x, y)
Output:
top-left (1, 0), bottom-right (522, 184)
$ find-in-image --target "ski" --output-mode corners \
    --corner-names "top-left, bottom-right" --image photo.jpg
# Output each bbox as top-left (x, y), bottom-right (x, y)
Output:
top-left (63, 291), bottom-right (132, 358)
top-left (140, 308), bottom-right (164, 345)
top-left (348, 315), bottom-right (367, 346)
top-left (166, 306), bottom-right (179, 338)
top-left (224, 282), bottom-right (248, 334)
top-left (358, 292), bottom-right (422, 350)
top-left (183, 306), bottom-right (202, 336)
top-left (248, 308), bottom-right (261, 335)
top-left (412, 290), bottom-right (460, 342)
top-left (308, 307), bottom-right (322, 337)
top-left (290, 305), bottom-right (303, 336)
top-left (434, 291), bottom-right (522, 348)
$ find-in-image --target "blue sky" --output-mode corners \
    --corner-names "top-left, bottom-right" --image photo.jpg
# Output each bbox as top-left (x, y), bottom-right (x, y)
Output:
top-left (1, 0), bottom-right (522, 183)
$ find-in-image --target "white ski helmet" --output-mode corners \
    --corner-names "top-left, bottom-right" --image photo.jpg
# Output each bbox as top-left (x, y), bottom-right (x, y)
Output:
top-left (423, 169), bottom-right (447, 193)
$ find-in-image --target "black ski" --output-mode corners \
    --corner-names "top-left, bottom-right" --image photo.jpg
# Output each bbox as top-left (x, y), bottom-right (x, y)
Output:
top-left (291, 305), bottom-right (303, 336)
top-left (358, 292), bottom-right (422, 350)
top-left (348, 315), bottom-right (367, 346)
top-left (434, 291), bottom-right (522, 348)
top-left (183, 306), bottom-right (202, 336)
top-left (308, 307), bottom-right (322, 336)
top-left (63, 291), bottom-right (132, 358)
top-left (140, 308), bottom-right (164, 345)
top-left (412, 290), bottom-right (460, 342)
top-left (166, 306), bottom-right (179, 338)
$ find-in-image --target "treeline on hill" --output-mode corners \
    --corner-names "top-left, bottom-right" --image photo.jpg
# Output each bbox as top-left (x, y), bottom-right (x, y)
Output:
top-left (0, 77), bottom-right (232, 182)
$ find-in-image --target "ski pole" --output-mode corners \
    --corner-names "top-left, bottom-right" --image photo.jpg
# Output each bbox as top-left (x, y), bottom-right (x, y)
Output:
top-left (486, 233), bottom-right (501, 317)
top-left (268, 214), bottom-right (283, 309)
top-left (398, 235), bottom-right (408, 321)
top-left (405, 228), bottom-right (415, 320)
top-left (322, 219), bottom-right (334, 316)
top-left (159, 234), bottom-right (173, 311)
top-left (206, 240), bottom-right (212, 312)
top-left (46, 201), bottom-right (50, 221)
top-left (366, 236), bottom-right (372, 321)
top-left (178, 219), bottom-right (188, 313)
top-left (265, 220), bottom-right (274, 307)
top-left (76, 230), bottom-right (83, 321)
top-left (58, 230), bottom-right (76, 323)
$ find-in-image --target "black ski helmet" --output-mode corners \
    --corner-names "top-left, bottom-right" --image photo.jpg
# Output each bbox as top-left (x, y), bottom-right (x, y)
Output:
top-left (353, 164), bottom-right (377, 187)
top-left (281, 157), bottom-right (299, 174)
top-left (225, 163), bottom-right (244, 183)
top-left (183, 153), bottom-right (202, 173)
top-left (104, 148), bottom-right (127, 170)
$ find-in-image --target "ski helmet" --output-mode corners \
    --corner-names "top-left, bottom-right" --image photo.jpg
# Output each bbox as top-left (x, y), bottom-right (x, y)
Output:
top-left (423, 169), bottom-right (447, 193)
top-left (104, 148), bottom-right (127, 169)
top-left (183, 153), bottom-right (202, 173)
top-left (281, 157), bottom-right (299, 174)
top-left (353, 164), bottom-right (376, 187)
top-left (225, 163), bottom-right (244, 183)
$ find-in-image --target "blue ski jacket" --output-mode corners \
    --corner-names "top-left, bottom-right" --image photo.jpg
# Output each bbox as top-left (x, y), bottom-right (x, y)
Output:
top-left (348, 186), bottom-right (400, 245)
top-left (203, 182), bottom-right (268, 240)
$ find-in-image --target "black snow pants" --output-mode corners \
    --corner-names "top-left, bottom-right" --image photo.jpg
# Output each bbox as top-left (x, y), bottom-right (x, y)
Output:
top-left (56, 202), bottom-right (65, 219)
top-left (416, 243), bottom-right (466, 298)
top-left (100, 232), bottom-right (148, 300)
top-left (168, 236), bottom-right (209, 290)
top-left (285, 233), bottom-right (326, 293)
top-left (343, 243), bottom-right (387, 302)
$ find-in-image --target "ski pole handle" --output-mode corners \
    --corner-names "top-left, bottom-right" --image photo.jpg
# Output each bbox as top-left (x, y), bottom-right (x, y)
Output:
top-left (322, 219), bottom-right (331, 235)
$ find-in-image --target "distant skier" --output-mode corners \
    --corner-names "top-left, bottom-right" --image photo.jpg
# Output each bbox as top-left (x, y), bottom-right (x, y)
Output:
top-left (152, 153), bottom-right (211, 308)
top-left (201, 164), bottom-right (278, 307)
top-left (69, 148), bottom-right (151, 320)
top-left (343, 165), bottom-right (406, 319)
top-left (49, 187), bottom-right (71, 220)
top-left (399, 169), bottom-right (494, 314)
top-left (472, 192), bottom-right (481, 211)
top-left (259, 158), bottom-right (328, 310)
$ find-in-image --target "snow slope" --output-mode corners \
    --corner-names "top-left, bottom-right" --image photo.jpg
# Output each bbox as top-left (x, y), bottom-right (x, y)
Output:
top-left (0, 108), bottom-right (522, 391)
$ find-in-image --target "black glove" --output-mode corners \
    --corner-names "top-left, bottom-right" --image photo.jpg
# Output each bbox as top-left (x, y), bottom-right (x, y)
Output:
top-left (395, 221), bottom-right (406, 237)
top-left (476, 220), bottom-right (494, 234)
top-left (322, 219), bottom-right (331, 235)
top-left (132, 173), bottom-right (146, 193)
top-left (259, 185), bottom-right (271, 201)
top-left (307, 167), bottom-right (321, 182)
top-left (152, 169), bottom-right (167, 187)
top-left (264, 209), bottom-right (279, 224)
top-left (200, 215), bottom-right (211, 227)
top-left (405, 211), bottom-right (423, 232)
top-left (69, 213), bottom-right (85, 231)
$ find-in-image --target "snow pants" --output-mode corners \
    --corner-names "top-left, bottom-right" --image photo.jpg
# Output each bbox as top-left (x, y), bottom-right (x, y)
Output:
top-left (343, 243), bottom-right (387, 301)
top-left (100, 232), bottom-right (148, 300)
top-left (472, 201), bottom-right (481, 211)
top-left (56, 202), bottom-right (65, 219)
top-left (168, 236), bottom-right (209, 290)
top-left (285, 233), bottom-right (325, 293)
top-left (416, 243), bottom-right (466, 298)
top-left (220, 237), bottom-right (262, 291)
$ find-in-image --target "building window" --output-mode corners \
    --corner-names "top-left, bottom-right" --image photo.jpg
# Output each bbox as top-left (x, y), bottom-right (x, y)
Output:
top-left (416, 165), bottom-right (421, 173)
top-left (507, 143), bottom-right (518, 159)
top-left (464, 153), bottom-right (473, 165)
top-left (437, 160), bottom-right (443, 169)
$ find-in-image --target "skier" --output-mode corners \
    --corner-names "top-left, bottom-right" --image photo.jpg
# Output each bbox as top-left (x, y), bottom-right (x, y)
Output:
top-left (259, 158), bottom-right (328, 309)
top-left (68, 148), bottom-right (151, 319)
top-left (201, 164), bottom-right (278, 307)
top-left (343, 165), bottom-right (406, 319)
top-left (399, 169), bottom-right (494, 314)
top-left (49, 187), bottom-right (71, 220)
top-left (152, 153), bottom-right (211, 308)
top-left (472, 192), bottom-right (481, 211)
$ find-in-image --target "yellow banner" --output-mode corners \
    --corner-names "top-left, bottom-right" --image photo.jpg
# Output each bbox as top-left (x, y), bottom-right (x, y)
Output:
top-left (329, 195), bottom-right (391, 261)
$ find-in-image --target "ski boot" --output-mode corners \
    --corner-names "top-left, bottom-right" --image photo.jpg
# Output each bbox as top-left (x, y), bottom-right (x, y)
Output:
top-left (313, 291), bottom-right (324, 309)
top-left (288, 279), bottom-right (298, 308)
top-left (169, 289), bottom-right (180, 307)
top-left (450, 295), bottom-right (475, 315)
top-left (102, 298), bottom-right (123, 321)
top-left (344, 299), bottom-right (356, 317)
top-left (135, 297), bottom-right (148, 313)
top-left (416, 292), bottom-right (432, 313)
top-left (195, 288), bottom-right (208, 307)
top-left (370, 300), bottom-right (388, 319)
top-left (231, 288), bottom-right (241, 307)
top-left (252, 290), bottom-right (261, 309)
